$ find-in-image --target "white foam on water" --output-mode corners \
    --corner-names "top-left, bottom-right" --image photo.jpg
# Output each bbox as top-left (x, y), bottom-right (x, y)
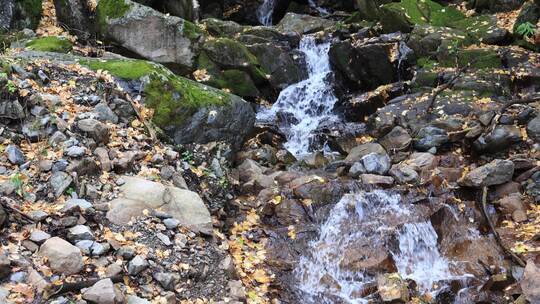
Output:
top-left (294, 191), bottom-right (455, 303)
top-left (257, 36), bottom-right (338, 156)
top-left (393, 222), bottom-right (451, 292)
top-left (257, 0), bottom-right (276, 26)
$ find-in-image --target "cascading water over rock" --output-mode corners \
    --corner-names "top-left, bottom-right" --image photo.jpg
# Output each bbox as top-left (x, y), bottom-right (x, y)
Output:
top-left (257, 0), bottom-right (276, 26)
top-left (257, 36), bottom-right (338, 156)
top-left (294, 191), bottom-right (458, 303)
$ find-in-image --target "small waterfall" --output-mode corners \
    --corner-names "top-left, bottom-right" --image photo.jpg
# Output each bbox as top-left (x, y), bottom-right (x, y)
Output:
top-left (257, 0), bottom-right (276, 26)
top-left (393, 222), bottom-right (451, 292)
top-left (294, 191), bottom-right (454, 303)
top-left (257, 36), bottom-right (338, 156)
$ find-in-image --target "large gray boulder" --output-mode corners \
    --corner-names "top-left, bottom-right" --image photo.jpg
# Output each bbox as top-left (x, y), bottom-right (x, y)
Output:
top-left (97, 0), bottom-right (204, 72)
top-left (107, 176), bottom-right (213, 234)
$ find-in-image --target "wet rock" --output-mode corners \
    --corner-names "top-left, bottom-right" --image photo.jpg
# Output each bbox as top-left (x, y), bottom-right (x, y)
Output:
top-left (237, 159), bottom-right (275, 190)
top-left (340, 243), bottom-right (396, 275)
top-left (0, 100), bottom-right (25, 120)
top-left (77, 118), bottom-right (109, 144)
top-left (521, 260), bottom-right (540, 303)
top-left (67, 225), bottom-right (94, 241)
top-left (361, 152), bottom-right (391, 175)
top-left (5, 145), bottom-right (25, 165)
top-left (128, 255), bottom-right (148, 275)
top-left (459, 159), bottom-right (515, 188)
top-left (276, 13), bottom-right (335, 34)
top-left (344, 143), bottom-right (387, 165)
top-left (379, 126), bottom-right (412, 152)
top-left (360, 174), bottom-right (394, 186)
top-left (153, 272), bottom-right (179, 290)
top-left (527, 116), bottom-right (540, 143)
top-left (329, 40), bottom-right (397, 90)
top-left (349, 162), bottom-right (366, 178)
top-left (377, 273), bottom-right (409, 303)
top-left (498, 193), bottom-right (527, 222)
top-left (39, 237), bottom-right (83, 275)
top-left (413, 126), bottom-right (449, 151)
top-left (106, 176), bottom-right (212, 234)
top-left (389, 163), bottom-right (419, 184)
top-left (473, 125), bottom-right (522, 153)
top-left (29, 230), bottom-right (51, 244)
top-left (49, 171), bottom-right (73, 197)
top-left (404, 152), bottom-right (438, 172)
top-left (82, 278), bottom-right (116, 304)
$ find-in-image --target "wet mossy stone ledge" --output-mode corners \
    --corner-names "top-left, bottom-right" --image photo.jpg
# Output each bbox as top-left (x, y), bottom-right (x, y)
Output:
top-left (25, 36), bottom-right (73, 53)
top-left (380, 0), bottom-right (466, 33)
top-left (82, 58), bottom-right (255, 149)
top-left (96, 0), bottom-right (205, 72)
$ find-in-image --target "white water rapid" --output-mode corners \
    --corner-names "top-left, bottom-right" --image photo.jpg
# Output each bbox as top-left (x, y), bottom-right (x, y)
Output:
top-left (257, 0), bottom-right (276, 26)
top-left (294, 191), bottom-right (455, 303)
top-left (257, 36), bottom-right (338, 156)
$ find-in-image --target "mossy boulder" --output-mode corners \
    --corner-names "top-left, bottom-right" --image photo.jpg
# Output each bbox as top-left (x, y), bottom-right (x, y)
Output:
top-left (408, 25), bottom-right (473, 58)
top-left (380, 0), bottom-right (465, 33)
top-left (329, 40), bottom-right (397, 90)
top-left (96, 0), bottom-right (205, 72)
top-left (82, 58), bottom-right (255, 149)
top-left (276, 13), bottom-right (336, 35)
top-left (25, 36), bottom-right (73, 53)
top-left (202, 18), bottom-right (243, 38)
top-left (197, 38), bottom-right (269, 98)
top-left (450, 15), bottom-right (509, 44)
top-left (437, 47), bottom-right (503, 69)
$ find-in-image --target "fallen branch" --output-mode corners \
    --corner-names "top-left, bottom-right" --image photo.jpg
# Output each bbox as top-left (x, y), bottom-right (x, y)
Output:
top-left (498, 95), bottom-right (540, 115)
top-left (0, 197), bottom-right (35, 223)
top-left (480, 187), bottom-right (526, 267)
top-left (45, 274), bottom-right (123, 298)
top-left (426, 63), bottom-right (470, 112)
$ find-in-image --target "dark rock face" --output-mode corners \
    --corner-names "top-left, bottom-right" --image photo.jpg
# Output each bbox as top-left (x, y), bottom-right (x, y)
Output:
top-left (329, 40), bottom-right (397, 91)
top-left (473, 125), bottom-right (522, 153)
top-left (168, 96), bottom-right (256, 150)
top-left (53, 0), bottom-right (95, 41)
top-left (0, 0), bottom-right (42, 31)
top-left (527, 116), bottom-right (540, 142)
top-left (469, 0), bottom-right (526, 13)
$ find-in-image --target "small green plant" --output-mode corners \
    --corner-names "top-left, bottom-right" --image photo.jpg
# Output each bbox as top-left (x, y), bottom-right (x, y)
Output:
top-left (5, 80), bottom-right (16, 94)
top-left (10, 172), bottom-right (24, 197)
top-left (516, 22), bottom-right (537, 38)
top-left (218, 176), bottom-right (229, 188)
top-left (181, 150), bottom-right (194, 164)
top-left (66, 187), bottom-right (76, 196)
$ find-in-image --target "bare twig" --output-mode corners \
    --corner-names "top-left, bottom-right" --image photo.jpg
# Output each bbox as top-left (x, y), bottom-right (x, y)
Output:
top-left (0, 197), bottom-right (35, 223)
top-left (426, 64), bottom-right (470, 112)
top-left (480, 187), bottom-right (526, 267)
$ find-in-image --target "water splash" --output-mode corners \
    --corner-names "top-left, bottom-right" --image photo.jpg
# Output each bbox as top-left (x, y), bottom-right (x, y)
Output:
top-left (393, 222), bottom-right (451, 292)
top-left (257, 36), bottom-right (338, 156)
top-left (294, 191), bottom-right (454, 303)
top-left (257, 0), bottom-right (276, 26)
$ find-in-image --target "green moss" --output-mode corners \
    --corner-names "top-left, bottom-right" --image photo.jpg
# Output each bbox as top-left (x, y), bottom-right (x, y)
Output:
top-left (81, 59), bottom-right (160, 79)
top-left (96, 0), bottom-right (131, 31)
top-left (182, 20), bottom-right (204, 40)
top-left (18, 0), bottom-right (43, 30)
top-left (450, 15), bottom-right (500, 42)
top-left (145, 73), bottom-right (231, 127)
top-left (383, 0), bottom-right (465, 27)
top-left (25, 36), bottom-right (72, 53)
top-left (417, 57), bottom-right (438, 69)
top-left (439, 48), bottom-right (502, 69)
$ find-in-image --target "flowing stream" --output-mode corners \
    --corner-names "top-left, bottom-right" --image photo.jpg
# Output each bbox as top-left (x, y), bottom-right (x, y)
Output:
top-left (257, 36), bottom-right (338, 156)
top-left (294, 191), bottom-right (458, 303)
top-left (257, 0), bottom-right (276, 26)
